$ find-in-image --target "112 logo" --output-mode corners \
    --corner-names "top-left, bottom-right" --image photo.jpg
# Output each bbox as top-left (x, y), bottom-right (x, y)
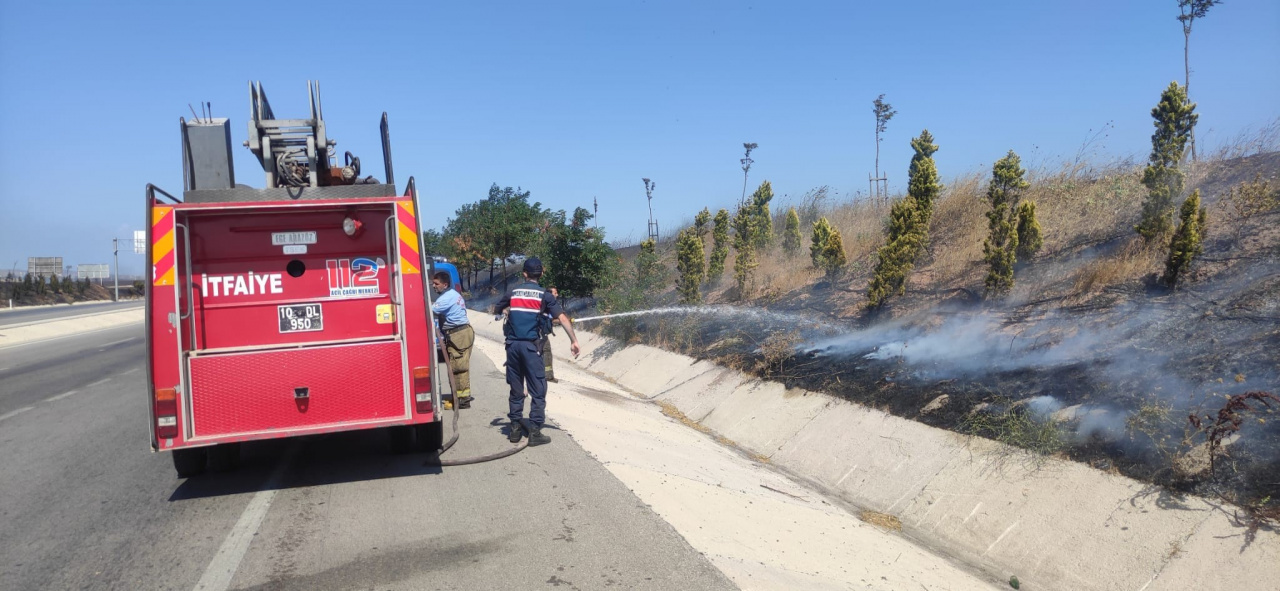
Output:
top-left (326, 257), bottom-right (381, 297)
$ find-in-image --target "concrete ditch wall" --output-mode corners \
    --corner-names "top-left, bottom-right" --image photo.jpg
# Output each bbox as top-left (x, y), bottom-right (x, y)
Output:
top-left (471, 311), bottom-right (1277, 591)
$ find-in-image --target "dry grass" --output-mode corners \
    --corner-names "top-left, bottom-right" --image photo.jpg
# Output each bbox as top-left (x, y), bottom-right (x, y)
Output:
top-left (859, 510), bottom-right (903, 531)
top-left (1067, 237), bottom-right (1161, 297)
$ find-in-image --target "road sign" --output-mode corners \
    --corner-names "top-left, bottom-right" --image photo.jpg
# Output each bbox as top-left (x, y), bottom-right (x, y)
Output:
top-left (78, 264), bottom-right (110, 279)
top-left (133, 230), bottom-right (146, 254)
top-left (27, 257), bottom-right (63, 277)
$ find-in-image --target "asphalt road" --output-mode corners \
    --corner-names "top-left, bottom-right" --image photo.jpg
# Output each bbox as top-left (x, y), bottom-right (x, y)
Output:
top-left (0, 299), bottom-right (144, 327)
top-left (0, 324), bottom-right (736, 590)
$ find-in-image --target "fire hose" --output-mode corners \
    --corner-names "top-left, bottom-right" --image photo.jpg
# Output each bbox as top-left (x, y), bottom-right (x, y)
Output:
top-left (429, 330), bottom-right (528, 466)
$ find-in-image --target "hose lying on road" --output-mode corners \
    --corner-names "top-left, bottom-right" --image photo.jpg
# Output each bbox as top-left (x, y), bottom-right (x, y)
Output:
top-left (427, 337), bottom-right (528, 466)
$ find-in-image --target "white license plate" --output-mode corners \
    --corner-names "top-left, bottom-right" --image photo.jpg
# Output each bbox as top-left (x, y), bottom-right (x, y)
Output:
top-left (272, 231), bottom-right (317, 246)
top-left (278, 303), bottom-right (323, 333)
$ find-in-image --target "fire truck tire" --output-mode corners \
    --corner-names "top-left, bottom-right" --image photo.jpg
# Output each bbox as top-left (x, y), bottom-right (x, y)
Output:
top-left (208, 443), bottom-right (242, 472)
top-left (389, 425), bottom-right (415, 454)
top-left (172, 448), bottom-right (208, 478)
top-left (414, 422), bottom-right (444, 453)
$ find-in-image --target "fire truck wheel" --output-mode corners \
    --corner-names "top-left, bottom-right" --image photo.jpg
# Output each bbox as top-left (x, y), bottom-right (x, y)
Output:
top-left (172, 448), bottom-right (208, 478)
top-left (389, 425), bottom-right (415, 454)
top-left (414, 422), bottom-right (444, 453)
top-left (208, 443), bottom-right (242, 472)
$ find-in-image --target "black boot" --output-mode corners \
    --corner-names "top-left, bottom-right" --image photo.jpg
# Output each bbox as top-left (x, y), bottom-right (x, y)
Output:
top-left (508, 420), bottom-right (524, 443)
top-left (527, 425), bottom-right (551, 446)
top-left (457, 396), bottom-right (472, 409)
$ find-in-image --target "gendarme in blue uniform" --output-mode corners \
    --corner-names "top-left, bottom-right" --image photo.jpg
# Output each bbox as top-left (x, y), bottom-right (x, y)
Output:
top-left (494, 268), bottom-right (564, 429)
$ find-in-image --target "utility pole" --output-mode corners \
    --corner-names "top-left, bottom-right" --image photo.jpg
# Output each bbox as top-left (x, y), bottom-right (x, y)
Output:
top-left (643, 178), bottom-right (658, 243)
top-left (112, 238), bottom-right (120, 301)
top-left (593, 196), bottom-right (598, 230)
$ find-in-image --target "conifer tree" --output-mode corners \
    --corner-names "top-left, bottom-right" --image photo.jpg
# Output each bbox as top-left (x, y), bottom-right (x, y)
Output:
top-left (819, 225), bottom-right (847, 280)
top-left (867, 197), bottom-right (926, 307)
top-left (1015, 201), bottom-right (1043, 259)
top-left (675, 228), bottom-right (704, 304)
top-left (867, 130), bottom-right (942, 307)
top-left (907, 130), bottom-right (941, 223)
top-left (694, 207), bottom-right (711, 243)
top-left (983, 151), bottom-right (1029, 295)
top-left (782, 207), bottom-right (802, 256)
top-left (635, 239), bottom-right (665, 292)
top-left (1163, 189), bottom-right (1206, 287)
top-left (732, 204), bottom-right (758, 294)
top-left (708, 208), bottom-right (730, 281)
top-left (1137, 82), bottom-right (1197, 242)
top-left (746, 180), bottom-right (775, 249)
top-left (810, 217), bottom-right (834, 269)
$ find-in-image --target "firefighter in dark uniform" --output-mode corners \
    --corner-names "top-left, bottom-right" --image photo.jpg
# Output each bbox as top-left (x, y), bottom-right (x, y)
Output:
top-left (493, 258), bottom-right (580, 446)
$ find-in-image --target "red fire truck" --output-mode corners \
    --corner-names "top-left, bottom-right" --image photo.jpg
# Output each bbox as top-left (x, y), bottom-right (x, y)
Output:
top-left (145, 82), bottom-right (444, 476)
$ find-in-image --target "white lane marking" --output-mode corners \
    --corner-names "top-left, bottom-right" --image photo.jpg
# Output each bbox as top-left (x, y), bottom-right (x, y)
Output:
top-left (87, 378), bottom-right (112, 388)
top-left (0, 367), bottom-right (9, 372)
top-left (46, 390), bottom-right (79, 403)
top-left (193, 448), bottom-right (294, 591)
top-left (122, 367), bottom-right (140, 375)
top-left (0, 406), bottom-right (35, 422)
top-left (98, 337), bottom-right (136, 349)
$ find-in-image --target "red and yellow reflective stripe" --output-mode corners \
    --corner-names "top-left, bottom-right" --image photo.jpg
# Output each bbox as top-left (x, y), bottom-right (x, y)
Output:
top-left (396, 201), bottom-right (421, 275)
top-left (152, 207), bottom-right (175, 286)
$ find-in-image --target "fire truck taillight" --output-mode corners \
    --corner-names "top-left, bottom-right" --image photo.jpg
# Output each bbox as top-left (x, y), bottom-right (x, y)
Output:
top-left (412, 366), bottom-right (432, 414)
top-left (342, 216), bottom-right (364, 238)
top-left (155, 387), bottom-right (179, 439)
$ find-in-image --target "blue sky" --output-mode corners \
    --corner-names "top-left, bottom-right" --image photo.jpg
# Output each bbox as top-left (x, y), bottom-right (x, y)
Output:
top-left (1, 0), bottom-right (1277, 276)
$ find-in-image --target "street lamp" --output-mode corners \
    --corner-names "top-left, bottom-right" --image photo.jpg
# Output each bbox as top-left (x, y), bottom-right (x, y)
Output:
top-left (112, 231), bottom-right (145, 301)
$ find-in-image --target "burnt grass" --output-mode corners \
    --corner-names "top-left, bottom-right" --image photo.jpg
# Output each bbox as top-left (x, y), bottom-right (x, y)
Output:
top-left (601, 271), bottom-right (1280, 507)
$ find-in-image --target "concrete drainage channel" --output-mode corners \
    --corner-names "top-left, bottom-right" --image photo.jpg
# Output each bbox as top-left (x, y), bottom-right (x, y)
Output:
top-left (468, 311), bottom-right (1279, 591)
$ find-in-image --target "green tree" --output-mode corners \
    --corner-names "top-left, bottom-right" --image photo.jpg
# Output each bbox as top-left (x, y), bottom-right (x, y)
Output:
top-left (481, 184), bottom-right (546, 289)
top-left (1177, 0), bottom-right (1220, 161)
top-left (732, 205), bottom-right (759, 295)
top-left (1015, 201), bottom-right (1044, 259)
top-left (983, 151), bottom-right (1029, 296)
top-left (708, 209), bottom-right (730, 282)
top-left (907, 130), bottom-right (941, 223)
top-left (867, 197), bottom-right (926, 307)
top-left (675, 228), bottom-right (705, 304)
top-left (540, 207), bottom-right (618, 303)
top-left (782, 207), bottom-right (802, 256)
top-left (748, 180), bottom-right (775, 249)
top-left (1163, 189), bottom-right (1207, 287)
top-left (693, 208), bottom-right (711, 243)
top-left (1136, 82), bottom-right (1198, 242)
top-left (867, 130), bottom-right (943, 307)
top-left (50, 274), bottom-right (61, 294)
top-left (818, 225), bottom-right (847, 280)
top-left (635, 239), bottom-right (666, 290)
top-left (421, 229), bottom-right (444, 257)
top-left (810, 216), bottom-right (834, 268)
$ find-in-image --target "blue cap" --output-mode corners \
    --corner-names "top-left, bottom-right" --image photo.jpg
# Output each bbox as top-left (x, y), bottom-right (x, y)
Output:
top-left (523, 257), bottom-right (543, 274)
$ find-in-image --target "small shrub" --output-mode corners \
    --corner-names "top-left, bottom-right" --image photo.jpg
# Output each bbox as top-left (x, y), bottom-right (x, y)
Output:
top-left (1015, 201), bottom-right (1043, 259)
top-left (1163, 189), bottom-right (1206, 287)
top-left (782, 207), bottom-right (802, 256)
top-left (1222, 172), bottom-right (1279, 222)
